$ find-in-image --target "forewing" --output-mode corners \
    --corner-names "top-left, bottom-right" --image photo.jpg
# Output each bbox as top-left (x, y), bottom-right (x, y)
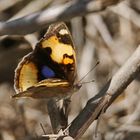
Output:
top-left (35, 22), bottom-right (77, 84)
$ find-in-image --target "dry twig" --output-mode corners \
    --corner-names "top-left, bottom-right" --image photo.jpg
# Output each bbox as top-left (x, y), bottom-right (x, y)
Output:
top-left (0, 0), bottom-right (124, 36)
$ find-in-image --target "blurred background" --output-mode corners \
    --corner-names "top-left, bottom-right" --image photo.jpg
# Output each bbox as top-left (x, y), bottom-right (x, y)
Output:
top-left (0, 0), bottom-right (140, 140)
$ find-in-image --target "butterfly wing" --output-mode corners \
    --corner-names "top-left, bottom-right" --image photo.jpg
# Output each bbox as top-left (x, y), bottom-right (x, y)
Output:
top-left (14, 52), bottom-right (38, 93)
top-left (13, 78), bottom-right (73, 99)
top-left (14, 23), bottom-right (77, 98)
top-left (35, 22), bottom-right (77, 84)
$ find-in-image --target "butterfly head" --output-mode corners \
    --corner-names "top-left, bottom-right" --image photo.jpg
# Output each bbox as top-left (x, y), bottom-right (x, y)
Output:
top-left (73, 82), bottom-right (82, 93)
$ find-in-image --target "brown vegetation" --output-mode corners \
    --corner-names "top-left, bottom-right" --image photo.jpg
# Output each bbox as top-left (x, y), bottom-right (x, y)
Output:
top-left (0, 0), bottom-right (140, 140)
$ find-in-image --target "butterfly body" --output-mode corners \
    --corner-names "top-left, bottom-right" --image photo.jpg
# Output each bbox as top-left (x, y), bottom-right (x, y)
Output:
top-left (13, 22), bottom-right (81, 99)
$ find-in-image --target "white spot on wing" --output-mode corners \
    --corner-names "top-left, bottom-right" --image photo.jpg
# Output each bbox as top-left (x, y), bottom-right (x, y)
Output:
top-left (59, 29), bottom-right (68, 35)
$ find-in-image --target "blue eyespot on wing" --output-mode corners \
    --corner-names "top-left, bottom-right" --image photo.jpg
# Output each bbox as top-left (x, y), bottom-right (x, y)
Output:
top-left (41, 66), bottom-right (55, 78)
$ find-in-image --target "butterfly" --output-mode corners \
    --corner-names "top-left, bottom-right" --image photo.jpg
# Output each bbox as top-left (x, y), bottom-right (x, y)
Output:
top-left (13, 22), bottom-right (82, 99)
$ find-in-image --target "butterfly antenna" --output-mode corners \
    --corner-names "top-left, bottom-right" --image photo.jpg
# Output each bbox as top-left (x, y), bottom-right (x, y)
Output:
top-left (78, 61), bottom-right (99, 83)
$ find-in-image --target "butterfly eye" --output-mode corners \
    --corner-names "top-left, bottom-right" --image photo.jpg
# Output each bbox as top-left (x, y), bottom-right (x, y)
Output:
top-left (41, 66), bottom-right (55, 78)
